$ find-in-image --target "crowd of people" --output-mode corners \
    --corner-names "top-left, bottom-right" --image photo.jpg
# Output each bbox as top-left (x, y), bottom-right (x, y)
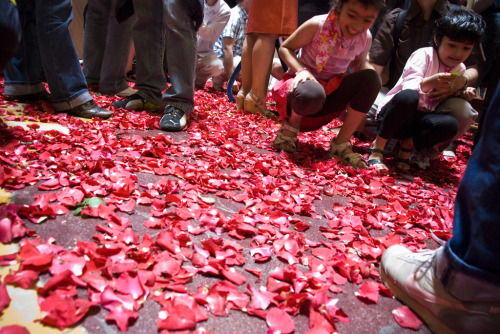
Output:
top-left (1, 0), bottom-right (499, 332)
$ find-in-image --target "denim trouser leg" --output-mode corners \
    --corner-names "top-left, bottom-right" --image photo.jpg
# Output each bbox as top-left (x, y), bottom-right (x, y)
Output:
top-left (84, 0), bottom-right (136, 95)
top-left (4, 0), bottom-right (46, 96)
top-left (5, 0), bottom-right (92, 110)
top-left (37, 0), bottom-right (91, 110)
top-left (131, 0), bottom-right (166, 106)
top-left (163, 0), bottom-right (197, 114)
top-left (445, 83), bottom-right (500, 285)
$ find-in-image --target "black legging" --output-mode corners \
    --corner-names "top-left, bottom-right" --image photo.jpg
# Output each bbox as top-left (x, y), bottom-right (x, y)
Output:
top-left (287, 69), bottom-right (382, 118)
top-left (376, 89), bottom-right (458, 151)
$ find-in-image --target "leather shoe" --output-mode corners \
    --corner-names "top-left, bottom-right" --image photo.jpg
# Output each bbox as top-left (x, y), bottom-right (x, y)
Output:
top-left (4, 90), bottom-right (51, 102)
top-left (60, 100), bottom-right (113, 119)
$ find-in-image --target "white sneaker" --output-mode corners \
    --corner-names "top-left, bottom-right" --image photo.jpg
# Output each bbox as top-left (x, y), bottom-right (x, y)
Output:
top-left (381, 245), bottom-right (500, 334)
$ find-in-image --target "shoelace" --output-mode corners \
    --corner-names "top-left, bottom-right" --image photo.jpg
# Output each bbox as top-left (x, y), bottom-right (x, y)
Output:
top-left (165, 109), bottom-right (181, 118)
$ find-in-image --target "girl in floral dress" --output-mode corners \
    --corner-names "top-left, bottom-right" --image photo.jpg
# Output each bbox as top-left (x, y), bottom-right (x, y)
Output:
top-left (272, 0), bottom-right (384, 168)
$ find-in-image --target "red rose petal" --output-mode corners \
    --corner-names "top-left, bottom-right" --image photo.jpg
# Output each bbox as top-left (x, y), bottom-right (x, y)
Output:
top-left (392, 305), bottom-right (423, 330)
top-left (266, 307), bottom-right (295, 334)
top-left (355, 280), bottom-right (380, 304)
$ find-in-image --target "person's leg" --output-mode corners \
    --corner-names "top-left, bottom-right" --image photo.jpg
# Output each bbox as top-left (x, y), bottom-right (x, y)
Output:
top-left (412, 112), bottom-right (458, 152)
top-left (162, 0), bottom-right (197, 113)
top-left (36, 0), bottom-right (93, 111)
top-left (130, 0), bottom-right (166, 106)
top-left (381, 84), bottom-right (500, 334)
top-left (4, 0), bottom-right (48, 98)
top-left (272, 79), bottom-right (325, 153)
top-left (98, 0), bottom-right (136, 96)
top-left (367, 89), bottom-right (420, 170)
top-left (195, 53), bottom-right (224, 89)
top-left (324, 69), bottom-right (381, 168)
top-left (0, 0), bottom-right (21, 72)
top-left (82, 0), bottom-right (110, 87)
top-left (159, 0), bottom-right (200, 131)
top-left (243, 33), bottom-right (277, 114)
top-left (422, 97), bottom-right (477, 159)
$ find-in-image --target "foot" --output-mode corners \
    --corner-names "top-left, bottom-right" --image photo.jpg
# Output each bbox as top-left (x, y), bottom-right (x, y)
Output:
top-left (328, 139), bottom-right (367, 168)
top-left (244, 91), bottom-right (277, 118)
top-left (112, 93), bottom-right (163, 112)
top-left (4, 90), bottom-right (51, 102)
top-left (396, 145), bottom-right (413, 171)
top-left (159, 105), bottom-right (188, 132)
top-left (272, 122), bottom-right (299, 153)
top-left (115, 87), bottom-right (138, 97)
top-left (367, 148), bottom-right (388, 171)
top-left (59, 100), bottom-right (113, 119)
top-left (381, 245), bottom-right (500, 334)
top-left (235, 90), bottom-right (246, 111)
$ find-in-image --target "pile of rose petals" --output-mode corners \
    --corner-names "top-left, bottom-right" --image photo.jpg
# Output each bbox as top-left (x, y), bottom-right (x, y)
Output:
top-left (0, 77), bottom-right (471, 333)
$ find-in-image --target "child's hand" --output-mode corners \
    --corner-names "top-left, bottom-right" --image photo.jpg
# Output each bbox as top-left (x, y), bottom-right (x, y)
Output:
top-left (460, 87), bottom-right (476, 101)
top-left (426, 73), bottom-right (455, 91)
top-left (290, 69), bottom-right (317, 92)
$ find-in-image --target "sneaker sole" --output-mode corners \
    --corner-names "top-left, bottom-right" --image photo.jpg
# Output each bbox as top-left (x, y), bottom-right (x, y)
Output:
top-left (380, 266), bottom-right (456, 334)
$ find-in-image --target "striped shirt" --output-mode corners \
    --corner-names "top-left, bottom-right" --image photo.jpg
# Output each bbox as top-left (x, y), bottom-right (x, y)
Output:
top-left (214, 4), bottom-right (248, 58)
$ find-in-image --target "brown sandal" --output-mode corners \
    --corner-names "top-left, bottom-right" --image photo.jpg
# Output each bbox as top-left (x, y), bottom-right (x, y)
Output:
top-left (273, 122), bottom-right (299, 153)
top-left (244, 91), bottom-right (276, 118)
top-left (328, 139), bottom-right (366, 168)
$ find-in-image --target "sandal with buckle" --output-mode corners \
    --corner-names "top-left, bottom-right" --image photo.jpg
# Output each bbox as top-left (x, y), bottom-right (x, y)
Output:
top-left (395, 145), bottom-right (413, 171)
top-left (235, 90), bottom-right (246, 111)
top-left (273, 122), bottom-right (299, 153)
top-left (244, 91), bottom-right (277, 118)
top-left (367, 148), bottom-right (388, 171)
top-left (328, 139), bottom-right (367, 168)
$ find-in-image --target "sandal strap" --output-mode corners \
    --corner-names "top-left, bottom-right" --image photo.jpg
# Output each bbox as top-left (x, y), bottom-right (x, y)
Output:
top-left (282, 122), bottom-right (300, 133)
top-left (367, 158), bottom-right (385, 166)
top-left (247, 91), bottom-right (263, 106)
top-left (368, 148), bottom-right (384, 155)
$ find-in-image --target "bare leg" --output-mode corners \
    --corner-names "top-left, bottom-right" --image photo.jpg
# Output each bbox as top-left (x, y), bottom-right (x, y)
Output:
top-left (329, 108), bottom-right (368, 168)
top-left (250, 33), bottom-right (277, 101)
top-left (334, 108), bottom-right (366, 144)
top-left (240, 34), bottom-right (256, 96)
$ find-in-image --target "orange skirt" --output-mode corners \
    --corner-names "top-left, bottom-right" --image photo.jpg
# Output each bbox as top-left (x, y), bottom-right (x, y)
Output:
top-left (246, 0), bottom-right (298, 36)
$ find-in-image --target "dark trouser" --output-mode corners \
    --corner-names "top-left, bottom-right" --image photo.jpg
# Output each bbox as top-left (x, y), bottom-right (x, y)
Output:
top-left (287, 69), bottom-right (381, 118)
top-left (376, 89), bottom-right (458, 151)
top-left (0, 0), bottom-right (21, 71)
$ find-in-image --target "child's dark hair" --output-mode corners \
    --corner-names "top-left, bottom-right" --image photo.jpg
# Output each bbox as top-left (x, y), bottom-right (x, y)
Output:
top-left (434, 9), bottom-right (485, 47)
top-left (333, 0), bottom-right (385, 14)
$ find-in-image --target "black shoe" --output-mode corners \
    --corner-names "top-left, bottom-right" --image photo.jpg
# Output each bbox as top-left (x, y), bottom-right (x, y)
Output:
top-left (4, 90), bottom-right (51, 102)
top-left (112, 93), bottom-right (163, 111)
top-left (60, 100), bottom-right (113, 119)
top-left (159, 105), bottom-right (188, 131)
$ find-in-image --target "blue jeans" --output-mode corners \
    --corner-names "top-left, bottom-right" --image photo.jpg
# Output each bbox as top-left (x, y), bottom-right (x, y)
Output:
top-left (83, 0), bottom-right (136, 95)
top-left (445, 83), bottom-right (500, 285)
top-left (4, 0), bottom-right (92, 111)
top-left (0, 0), bottom-right (21, 71)
top-left (131, 0), bottom-right (198, 114)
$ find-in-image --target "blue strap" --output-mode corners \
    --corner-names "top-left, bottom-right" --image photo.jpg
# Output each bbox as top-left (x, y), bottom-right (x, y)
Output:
top-left (226, 61), bottom-right (241, 103)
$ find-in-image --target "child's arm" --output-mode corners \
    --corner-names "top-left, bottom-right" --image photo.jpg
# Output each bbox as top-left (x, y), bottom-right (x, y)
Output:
top-left (349, 33), bottom-right (374, 72)
top-left (420, 73), bottom-right (455, 93)
top-left (279, 17), bottom-right (320, 91)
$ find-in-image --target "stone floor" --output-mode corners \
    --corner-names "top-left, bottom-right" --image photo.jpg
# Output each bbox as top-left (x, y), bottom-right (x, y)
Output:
top-left (0, 85), bottom-right (466, 334)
